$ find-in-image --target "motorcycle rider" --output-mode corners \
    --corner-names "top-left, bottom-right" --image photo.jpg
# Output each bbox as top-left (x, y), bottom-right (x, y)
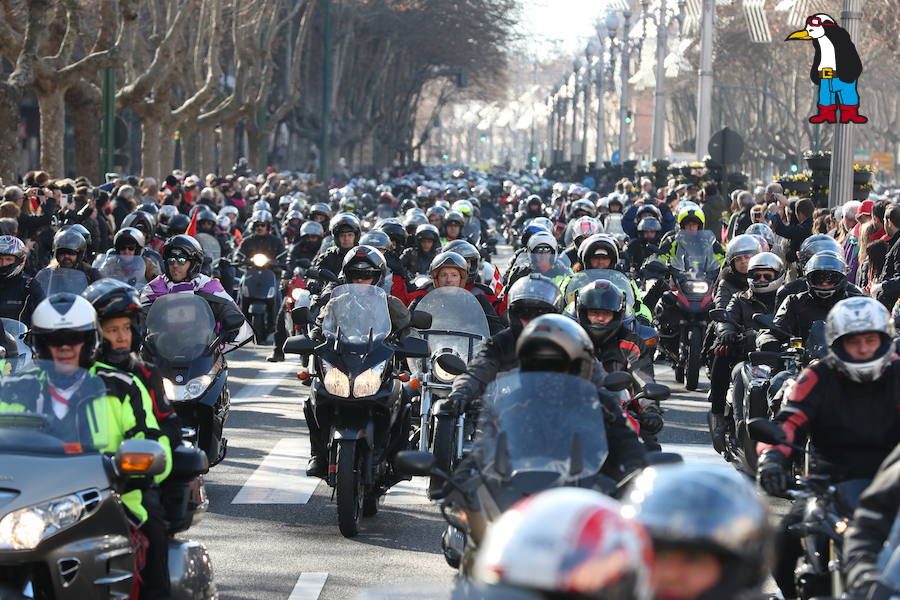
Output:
top-left (442, 239), bottom-right (501, 309)
top-left (756, 252), bottom-right (861, 352)
top-left (288, 221), bottom-right (324, 270)
top-left (561, 215), bottom-right (601, 267)
top-left (140, 234), bottom-right (247, 339)
top-left (400, 223), bottom-right (441, 276)
top-left (758, 296), bottom-right (900, 600)
top-left (238, 210), bottom-right (285, 264)
top-left (0, 235), bottom-right (43, 324)
top-left (578, 233), bottom-right (653, 322)
top-left (713, 234), bottom-right (761, 311)
top-left (622, 463), bottom-right (772, 600)
top-left (511, 195), bottom-right (546, 231)
top-left (311, 213), bottom-right (361, 278)
top-left (195, 207), bottom-right (236, 292)
top-left (624, 216), bottom-right (662, 275)
top-left (708, 252), bottom-right (785, 452)
top-left (110, 227), bottom-right (162, 282)
top-left (43, 228), bottom-right (103, 283)
top-left (441, 210), bottom-right (465, 245)
top-left (504, 232), bottom-right (572, 290)
top-left (4, 293), bottom-right (172, 599)
top-left (775, 234), bottom-right (849, 309)
top-left (304, 245), bottom-right (412, 477)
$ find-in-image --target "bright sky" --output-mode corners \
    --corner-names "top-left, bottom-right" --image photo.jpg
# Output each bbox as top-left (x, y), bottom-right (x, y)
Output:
top-left (519, 0), bottom-right (614, 59)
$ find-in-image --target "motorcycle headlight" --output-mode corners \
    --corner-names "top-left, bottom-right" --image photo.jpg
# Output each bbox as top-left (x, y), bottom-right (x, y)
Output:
top-left (684, 280), bottom-right (709, 295)
top-left (0, 493), bottom-right (91, 550)
top-left (163, 360), bottom-right (220, 402)
top-left (432, 356), bottom-right (459, 384)
top-left (251, 253), bottom-right (269, 268)
top-left (322, 360), bottom-right (350, 397)
top-left (353, 361), bottom-right (388, 397)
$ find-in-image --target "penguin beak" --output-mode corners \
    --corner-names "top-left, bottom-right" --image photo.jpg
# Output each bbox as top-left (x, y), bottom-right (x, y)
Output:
top-left (786, 29), bottom-right (813, 40)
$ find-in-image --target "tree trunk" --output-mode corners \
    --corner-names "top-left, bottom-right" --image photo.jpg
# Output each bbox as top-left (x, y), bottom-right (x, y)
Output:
top-left (159, 128), bottom-right (175, 176)
top-left (36, 87), bottom-right (66, 177)
top-left (246, 119), bottom-right (262, 173)
top-left (220, 124), bottom-right (236, 175)
top-left (180, 124), bottom-right (198, 174)
top-left (0, 82), bottom-right (22, 184)
top-left (66, 82), bottom-right (102, 183)
top-left (197, 125), bottom-right (214, 176)
top-left (141, 117), bottom-right (161, 179)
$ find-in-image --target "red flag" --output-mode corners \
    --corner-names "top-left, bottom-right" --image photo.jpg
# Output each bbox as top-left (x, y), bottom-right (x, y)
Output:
top-left (185, 208), bottom-right (199, 237)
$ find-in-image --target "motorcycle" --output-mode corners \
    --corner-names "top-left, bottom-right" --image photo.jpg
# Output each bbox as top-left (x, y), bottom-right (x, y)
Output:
top-left (407, 287), bottom-right (489, 493)
top-left (0, 359), bottom-right (215, 599)
top-left (395, 371), bottom-right (614, 572)
top-left (34, 268), bottom-right (89, 296)
top-left (235, 251), bottom-right (284, 345)
top-left (95, 254), bottom-right (149, 290)
top-left (143, 293), bottom-right (246, 467)
top-left (656, 230), bottom-right (719, 391)
top-left (749, 418), bottom-right (870, 599)
top-left (283, 284), bottom-right (431, 538)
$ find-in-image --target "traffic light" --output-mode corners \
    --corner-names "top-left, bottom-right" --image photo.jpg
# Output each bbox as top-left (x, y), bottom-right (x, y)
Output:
top-left (790, 163), bottom-right (798, 173)
top-left (441, 153), bottom-right (449, 161)
top-left (625, 110), bottom-right (633, 125)
top-left (479, 134), bottom-right (487, 143)
top-left (529, 155), bottom-right (537, 164)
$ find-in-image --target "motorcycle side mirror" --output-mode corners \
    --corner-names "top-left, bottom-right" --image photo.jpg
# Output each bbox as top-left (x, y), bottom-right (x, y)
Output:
top-left (318, 268), bottom-right (338, 283)
top-left (296, 258), bottom-right (311, 270)
top-left (394, 450), bottom-right (436, 476)
top-left (410, 310), bottom-right (433, 330)
top-left (603, 370), bottom-right (634, 392)
top-left (747, 418), bottom-right (786, 445)
top-left (641, 383), bottom-right (671, 402)
top-left (220, 312), bottom-right (245, 333)
top-left (708, 308), bottom-right (729, 323)
top-left (646, 451), bottom-right (684, 466)
top-left (291, 306), bottom-right (312, 325)
top-left (395, 335), bottom-right (430, 359)
top-left (435, 353), bottom-right (467, 376)
top-left (116, 438), bottom-right (168, 478)
top-left (284, 335), bottom-right (317, 356)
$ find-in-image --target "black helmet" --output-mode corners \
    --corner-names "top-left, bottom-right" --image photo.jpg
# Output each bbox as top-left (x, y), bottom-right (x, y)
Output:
top-left (426, 205), bottom-right (447, 222)
top-left (162, 234), bottom-right (204, 279)
top-left (415, 224), bottom-right (440, 245)
top-left (122, 211), bottom-right (156, 239)
top-left (82, 278), bottom-right (143, 356)
top-left (516, 314), bottom-right (594, 379)
top-left (329, 213), bottom-right (362, 241)
top-left (196, 207), bottom-right (218, 233)
top-left (139, 203), bottom-right (159, 217)
top-left (359, 230), bottom-right (391, 252)
top-left (60, 223), bottom-right (93, 251)
top-left (636, 204), bottom-right (662, 222)
top-left (804, 251), bottom-right (848, 299)
top-left (167, 213), bottom-right (191, 235)
top-left (377, 219), bottom-right (408, 248)
top-left (113, 227), bottom-right (146, 252)
top-left (444, 210), bottom-right (465, 229)
top-left (400, 198), bottom-right (418, 213)
top-left (575, 279), bottom-right (626, 347)
top-left (507, 274), bottom-right (562, 326)
top-left (341, 245), bottom-right (386, 286)
top-left (53, 229), bottom-right (87, 265)
top-left (797, 234), bottom-right (842, 272)
top-left (403, 212), bottom-right (427, 235)
top-left (443, 239), bottom-right (480, 285)
top-left (622, 463), bottom-right (772, 599)
top-left (578, 233), bottom-right (619, 268)
top-left (157, 205), bottom-right (179, 233)
top-left (568, 199), bottom-right (596, 219)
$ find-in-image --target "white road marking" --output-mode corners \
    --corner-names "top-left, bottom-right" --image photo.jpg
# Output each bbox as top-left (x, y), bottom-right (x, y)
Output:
top-left (232, 437), bottom-right (321, 504)
top-left (664, 442), bottom-right (723, 464)
top-left (382, 476), bottom-right (430, 505)
top-left (287, 572), bottom-right (328, 600)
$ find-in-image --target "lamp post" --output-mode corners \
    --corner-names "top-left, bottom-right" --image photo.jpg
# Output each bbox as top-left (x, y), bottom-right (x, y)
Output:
top-left (607, 10), bottom-right (633, 163)
top-left (570, 64), bottom-right (580, 164)
top-left (695, 0), bottom-right (715, 160)
top-left (591, 31), bottom-right (607, 165)
top-left (581, 46), bottom-right (592, 169)
top-left (642, 0), bottom-right (686, 161)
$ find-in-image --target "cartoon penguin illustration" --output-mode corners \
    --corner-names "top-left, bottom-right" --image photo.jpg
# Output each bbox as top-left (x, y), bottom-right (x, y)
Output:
top-left (786, 13), bottom-right (867, 124)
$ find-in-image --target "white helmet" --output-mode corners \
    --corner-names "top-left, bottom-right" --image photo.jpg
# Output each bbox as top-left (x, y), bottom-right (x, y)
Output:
top-left (474, 487), bottom-right (654, 599)
top-left (527, 231), bottom-right (558, 256)
top-left (824, 296), bottom-right (895, 383)
top-left (747, 252), bottom-right (785, 295)
top-left (30, 293), bottom-right (101, 367)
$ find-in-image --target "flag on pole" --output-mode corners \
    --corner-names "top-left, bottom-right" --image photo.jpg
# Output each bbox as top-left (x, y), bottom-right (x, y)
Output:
top-left (185, 208), bottom-right (199, 237)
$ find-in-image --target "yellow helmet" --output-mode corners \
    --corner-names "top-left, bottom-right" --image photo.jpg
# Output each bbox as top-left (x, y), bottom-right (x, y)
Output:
top-left (676, 205), bottom-right (706, 227)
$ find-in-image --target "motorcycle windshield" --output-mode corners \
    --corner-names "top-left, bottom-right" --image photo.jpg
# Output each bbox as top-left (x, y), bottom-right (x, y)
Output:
top-left (0, 360), bottom-right (109, 454)
top-left (476, 372), bottom-right (608, 479)
top-left (322, 284), bottom-right (391, 345)
top-left (145, 293), bottom-right (217, 361)
top-left (96, 255), bottom-right (147, 289)
top-left (414, 287), bottom-right (489, 364)
top-left (563, 269), bottom-right (636, 315)
top-left (515, 252), bottom-right (572, 278)
top-left (672, 230), bottom-right (719, 278)
top-left (0, 319), bottom-right (33, 370)
top-left (196, 233), bottom-right (222, 262)
top-left (34, 267), bottom-right (89, 296)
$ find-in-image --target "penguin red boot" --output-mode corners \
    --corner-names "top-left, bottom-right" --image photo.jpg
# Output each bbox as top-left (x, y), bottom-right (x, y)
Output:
top-left (809, 104), bottom-right (837, 123)
top-left (839, 105), bottom-right (868, 123)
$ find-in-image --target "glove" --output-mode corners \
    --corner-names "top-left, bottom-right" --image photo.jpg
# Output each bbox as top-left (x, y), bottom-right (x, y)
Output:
top-left (720, 331), bottom-right (740, 346)
top-left (639, 405), bottom-right (664, 434)
top-left (714, 344), bottom-right (731, 356)
top-left (758, 453), bottom-right (789, 496)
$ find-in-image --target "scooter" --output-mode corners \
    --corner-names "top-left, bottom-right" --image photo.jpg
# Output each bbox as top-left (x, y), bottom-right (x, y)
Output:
top-left (236, 251), bottom-right (285, 344)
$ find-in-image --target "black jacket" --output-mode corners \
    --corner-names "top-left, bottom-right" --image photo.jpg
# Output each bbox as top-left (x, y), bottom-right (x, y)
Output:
top-left (769, 214), bottom-right (812, 263)
top-left (876, 230), bottom-right (900, 309)
top-left (844, 444), bottom-right (900, 598)
top-left (623, 239), bottom-right (656, 274)
top-left (593, 326), bottom-right (642, 374)
top-left (777, 277), bottom-right (864, 312)
top-left (760, 359), bottom-right (900, 480)
top-left (311, 245), bottom-right (352, 281)
top-left (713, 266), bottom-right (749, 310)
top-left (726, 206), bottom-right (753, 240)
top-left (401, 247), bottom-right (439, 276)
top-left (288, 241), bottom-right (322, 271)
top-left (717, 289), bottom-right (777, 352)
top-left (0, 273), bottom-right (44, 325)
top-left (758, 287), bottom-right (861, 351)
top-left (238, 233), bottom-right (285, 262)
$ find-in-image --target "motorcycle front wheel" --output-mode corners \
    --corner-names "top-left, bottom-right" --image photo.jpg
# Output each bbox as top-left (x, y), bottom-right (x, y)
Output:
top-left (430, 415), bottom-right (455, 496)
top-left (336, 439), bottom-right (364, 538)
top-left (686, 327), bottom-right (702, 391)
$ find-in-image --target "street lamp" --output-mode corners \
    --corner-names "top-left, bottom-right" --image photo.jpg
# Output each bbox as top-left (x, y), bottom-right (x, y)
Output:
top-left (607, 9), bottom-right (634, 163)
top-left (590, 31), bottom-right (608, 166)
top-left (642, 0), bottom-right (686, 161)
top-left (571, 58), bottom-right (583, 166)
top-left (581, 43), bottom-right (594, 169)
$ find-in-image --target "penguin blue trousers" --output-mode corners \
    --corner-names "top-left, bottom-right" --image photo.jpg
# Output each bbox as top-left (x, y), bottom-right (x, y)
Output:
top-left (818, 78), bottom-right (859, 106)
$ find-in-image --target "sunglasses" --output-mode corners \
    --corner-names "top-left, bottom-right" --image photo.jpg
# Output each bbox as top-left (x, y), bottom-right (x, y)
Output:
top-left (750, 271), bottom-right (776, 282)
top-left (532, 247), bottom-right (554, 255)
top-left (44, 331), bottom-right (90, 347)
top-left (166, 257), bottom-right (189, 265)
